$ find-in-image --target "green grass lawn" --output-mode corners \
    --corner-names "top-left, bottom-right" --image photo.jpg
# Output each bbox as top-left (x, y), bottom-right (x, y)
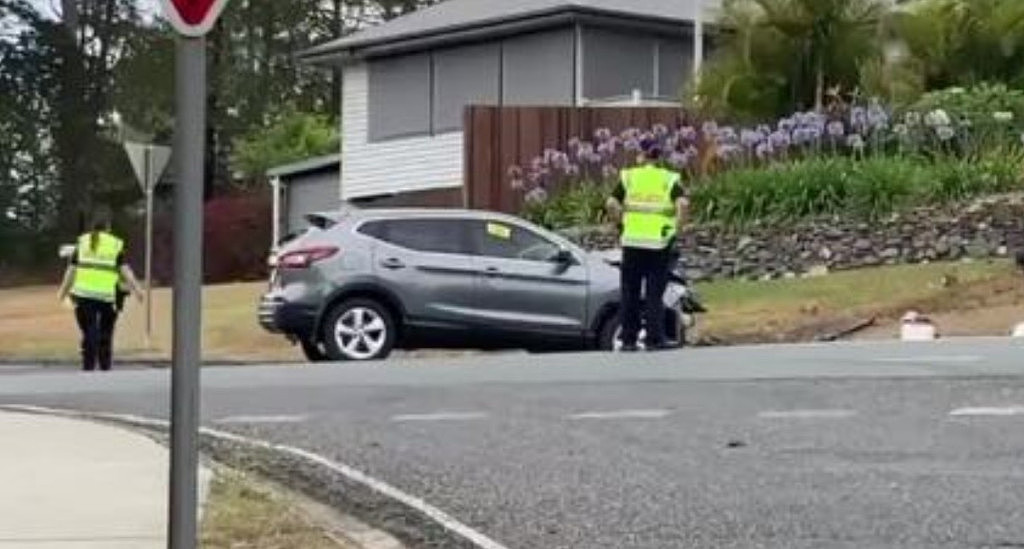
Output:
top-left (1, 259), bottom-right (1019, 363)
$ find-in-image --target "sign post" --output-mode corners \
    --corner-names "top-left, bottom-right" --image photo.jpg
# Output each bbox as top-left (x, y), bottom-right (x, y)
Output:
top-left (159, 1), bottom-right (229, 548)
top-left (124, 142), bottom-right (171, 349)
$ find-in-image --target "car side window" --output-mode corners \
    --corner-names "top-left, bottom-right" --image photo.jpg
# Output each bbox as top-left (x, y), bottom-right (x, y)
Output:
top-left (358, 218), bottom-right (472, 255)
top-left (474, 220), bottom-right (561, 262)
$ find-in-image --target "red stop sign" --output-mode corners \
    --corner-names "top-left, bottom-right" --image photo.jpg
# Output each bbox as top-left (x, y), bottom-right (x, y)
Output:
top-left (161, 0), bottom-right (229, 36)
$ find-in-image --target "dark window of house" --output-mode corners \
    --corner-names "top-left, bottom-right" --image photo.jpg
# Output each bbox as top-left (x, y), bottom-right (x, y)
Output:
top-left (472, 221), bottom-right (561, 262)
top-left (433, 43), bottom-right (501, 133)
top-left (368, 53), bottom-right (432, 141)
top-left (501, 29), bottom-right (575, 105)
top-left (657, 39), bottom-right (691, 98)
top-left (359, 218), bottom-right (473, 255)
top-left (582, 27), bottom-right (655, 100)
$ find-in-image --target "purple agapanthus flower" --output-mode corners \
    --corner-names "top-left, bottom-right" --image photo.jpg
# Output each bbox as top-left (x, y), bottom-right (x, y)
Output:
top-left (594, 128), bottom-right (613, 142)
top-left (678, 126), bottom-right (698, 142)
top-left (867, 101), bottom-right (889, 130)
top-left (935, 125), bottom-right (955, 141)
top-left (525, 187), bottom-right (548, 204)
top-left (668, 151), bottom-right (690, 169)
top-left (827, 121), bottom-right (845, 138)
top-left (778, 117), bottom-right (796, 132)
top-left (717, 143), bottom-right (743, 161)
top-left (849, 107), bottom-right (869, 132)
top-left (623, 138), bottom-right (641, 152)
top-left (717, 126), bottom-right (739, 145)
top-left (652, 124), bottom-right (669, 137)
top-left (740, 129), bottom-right (764, 148)
top-left (754, 142), bottom-right (774, 159)
top-left (768, 130), bottom-right (792, 149)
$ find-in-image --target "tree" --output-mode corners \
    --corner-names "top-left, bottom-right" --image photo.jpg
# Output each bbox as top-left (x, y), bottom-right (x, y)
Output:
top-left (231, 108), bottom-right (339, 182)
top-left (696, 0), bottom-right (888, 119)
top-left (897, 0), bottom-right (1024, 89)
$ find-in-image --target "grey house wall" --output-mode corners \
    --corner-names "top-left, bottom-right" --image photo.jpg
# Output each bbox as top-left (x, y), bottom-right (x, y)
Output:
top-left (366, 27), bottom-right (576, 141)
top-left (581, 25), bottom-right (694, 100)
top-left (285, 170), bottom-right (341, 234)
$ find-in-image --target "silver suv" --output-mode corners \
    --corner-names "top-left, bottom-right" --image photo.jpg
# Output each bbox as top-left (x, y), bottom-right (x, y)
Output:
top-left (259, 208), bottom-right (658, 361)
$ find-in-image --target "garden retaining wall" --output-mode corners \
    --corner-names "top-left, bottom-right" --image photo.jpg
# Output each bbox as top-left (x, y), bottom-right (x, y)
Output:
top-left (560, 194), bottom-right (1024, 282)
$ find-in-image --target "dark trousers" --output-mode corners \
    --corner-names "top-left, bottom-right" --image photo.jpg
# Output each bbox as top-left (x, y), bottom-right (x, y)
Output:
top-left (620, 246), bottom-right (672, 347)
top-left (74, 298), bottom-right (118, 371)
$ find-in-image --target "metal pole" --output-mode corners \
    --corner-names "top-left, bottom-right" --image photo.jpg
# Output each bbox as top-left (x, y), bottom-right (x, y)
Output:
top-left (169, 35), bottom-right (205, 549)
top-left (693, 0), bottom-right (704, 81)
top-left (144, 146), bottom-right (153, 349)
top-left (145, 186), bottom-right (154, 348)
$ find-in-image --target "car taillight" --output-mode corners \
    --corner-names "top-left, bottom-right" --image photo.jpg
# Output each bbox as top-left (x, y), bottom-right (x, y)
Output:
top-left (277, 246), bottom-right (339, 269)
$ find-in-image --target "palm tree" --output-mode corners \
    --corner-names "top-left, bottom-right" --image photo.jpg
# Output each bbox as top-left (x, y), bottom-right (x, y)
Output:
top-left (897, 0), bottom-right (1024, 88)
top-left (697, 0), bottom-right (889, 118)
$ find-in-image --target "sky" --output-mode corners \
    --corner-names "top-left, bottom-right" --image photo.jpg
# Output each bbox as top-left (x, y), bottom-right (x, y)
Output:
top-left (29, 0), bottom-right (163, 21)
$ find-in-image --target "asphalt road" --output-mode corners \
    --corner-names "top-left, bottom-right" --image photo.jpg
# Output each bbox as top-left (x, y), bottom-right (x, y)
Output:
top-left (3, 339), bottom-right (1024, 549)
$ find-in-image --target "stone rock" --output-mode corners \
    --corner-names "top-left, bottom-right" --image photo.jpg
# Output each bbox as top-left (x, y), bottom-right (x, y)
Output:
top-left (806, 265), bottom-right (830, 278)
top-left (854, 239), bottom-right (873, 251)
top-left (881, 248), bottom-right (900, 259)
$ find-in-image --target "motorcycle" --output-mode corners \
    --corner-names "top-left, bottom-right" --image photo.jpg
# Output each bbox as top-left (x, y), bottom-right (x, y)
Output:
top-left (598, 250), bottom-right (708, 350)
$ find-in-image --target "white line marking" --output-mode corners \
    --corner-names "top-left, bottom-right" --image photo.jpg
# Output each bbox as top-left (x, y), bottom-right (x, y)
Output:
top-left (758, 409), bottom-right (858, 420)
top-left (0, 404), bottom-right (509, 549)
top-left (873, 355), bottom-right (983, 364)
top-left (391, 412), bottom-right (489, 423)
top-left (567, 409), bottom-right (671, 420)
top-left (950, 406), bottom-right (1024, 417)
top-left (214, 414), bottom-right (308, 425)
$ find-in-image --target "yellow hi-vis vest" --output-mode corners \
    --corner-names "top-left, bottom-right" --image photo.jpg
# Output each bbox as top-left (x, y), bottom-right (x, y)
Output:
top-left (72, 232), bottom-right (124, 303)
top-left (620, 165), bottom-right (680, 250)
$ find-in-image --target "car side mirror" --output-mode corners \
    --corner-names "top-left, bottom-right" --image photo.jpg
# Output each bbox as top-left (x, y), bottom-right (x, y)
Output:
top-left (552, 248), bottom-right (574, 264)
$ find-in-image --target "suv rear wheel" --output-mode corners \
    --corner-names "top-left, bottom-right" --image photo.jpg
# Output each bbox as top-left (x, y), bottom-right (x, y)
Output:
top-left (322, 298), bottom-right (396, 361)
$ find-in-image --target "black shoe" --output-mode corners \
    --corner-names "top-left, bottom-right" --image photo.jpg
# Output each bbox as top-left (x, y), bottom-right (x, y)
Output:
top-left (619, 343), bottom-right (639, 353)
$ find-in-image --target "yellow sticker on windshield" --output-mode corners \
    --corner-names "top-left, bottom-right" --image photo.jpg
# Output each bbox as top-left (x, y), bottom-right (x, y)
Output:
top-left (486, 222), bottom-right (511, 240)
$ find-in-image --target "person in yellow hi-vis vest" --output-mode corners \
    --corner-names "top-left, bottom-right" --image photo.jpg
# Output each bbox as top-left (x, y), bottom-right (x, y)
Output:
top-left (606, 138), bottom-right (688, 352)
top-left (57, 210), bottom-right (143, 371)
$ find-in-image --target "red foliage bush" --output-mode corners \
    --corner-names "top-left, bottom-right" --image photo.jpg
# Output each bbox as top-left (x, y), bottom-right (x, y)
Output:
top-left (143, 191), bottom-right (271, 285)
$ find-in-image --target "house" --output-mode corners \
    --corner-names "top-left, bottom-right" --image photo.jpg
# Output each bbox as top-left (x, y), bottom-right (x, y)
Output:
top-left (266, 154), bottom-right (341, 247)
top-left (301, 0), bottom-right (720, 206)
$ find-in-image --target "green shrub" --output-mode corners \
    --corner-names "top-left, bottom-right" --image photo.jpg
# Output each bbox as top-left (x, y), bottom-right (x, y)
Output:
top-left (688, 154), bottom-right (1023, 227)
top-left (911, 83), bottom-right (1024, 124)
top-left (522, 180), bottom-right (614, 229)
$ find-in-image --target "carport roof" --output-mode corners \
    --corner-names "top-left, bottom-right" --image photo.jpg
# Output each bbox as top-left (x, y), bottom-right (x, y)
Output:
top-left (266, 154), bottom-right (341, 180)
top-left (302, 0), bottom-right (719, 62)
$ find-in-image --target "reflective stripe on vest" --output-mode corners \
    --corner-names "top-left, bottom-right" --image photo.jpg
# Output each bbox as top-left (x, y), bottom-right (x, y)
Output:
top-left (620, 165), bottom-right (680, 250)
top-left (72, 232), bottom-right (123, 303)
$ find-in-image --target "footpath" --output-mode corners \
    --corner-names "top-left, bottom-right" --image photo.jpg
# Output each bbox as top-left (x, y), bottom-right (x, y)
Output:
top-left (0, 411), bottom-right (171, 549)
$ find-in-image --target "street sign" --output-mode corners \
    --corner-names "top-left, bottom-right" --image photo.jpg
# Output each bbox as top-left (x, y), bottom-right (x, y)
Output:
top-left (124, 142), bottom-right (171, 194)
top-left (160, 0), bottom-right (230, 36)
top-left (123, 142), bottom-right (172, 352)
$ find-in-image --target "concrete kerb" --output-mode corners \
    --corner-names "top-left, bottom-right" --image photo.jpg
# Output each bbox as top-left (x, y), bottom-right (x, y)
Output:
top-left (0, 404), bottom-right (502, 549)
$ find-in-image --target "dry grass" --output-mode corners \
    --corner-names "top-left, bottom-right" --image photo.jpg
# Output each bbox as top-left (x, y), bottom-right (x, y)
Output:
top-left (1, 259), bottom-right (1021, 363)
top-left (0, 283), bottom-right (300, 362)
top-left (201, 472), bottom-right (353, 549)
top-left (701, 259), bottom-right (1024, 342)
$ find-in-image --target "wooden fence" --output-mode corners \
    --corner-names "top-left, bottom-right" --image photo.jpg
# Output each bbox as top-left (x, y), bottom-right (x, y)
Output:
top-left (463, 106), bottom-right (696, 213)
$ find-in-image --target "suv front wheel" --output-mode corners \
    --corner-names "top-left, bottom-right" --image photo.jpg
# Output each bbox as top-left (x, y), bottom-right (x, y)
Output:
top-left (322, 298), bottom-right (396, 361)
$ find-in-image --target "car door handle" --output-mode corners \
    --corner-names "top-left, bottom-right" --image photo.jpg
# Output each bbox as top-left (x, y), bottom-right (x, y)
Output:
top-left (380, 258), bottom-right (406, 270)
top-left (483, 266), bottom-right (500, 277)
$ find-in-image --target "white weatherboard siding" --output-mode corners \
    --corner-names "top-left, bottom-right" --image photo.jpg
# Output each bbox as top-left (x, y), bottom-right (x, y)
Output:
top-left (341, 63), bottom-right (464, 200)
